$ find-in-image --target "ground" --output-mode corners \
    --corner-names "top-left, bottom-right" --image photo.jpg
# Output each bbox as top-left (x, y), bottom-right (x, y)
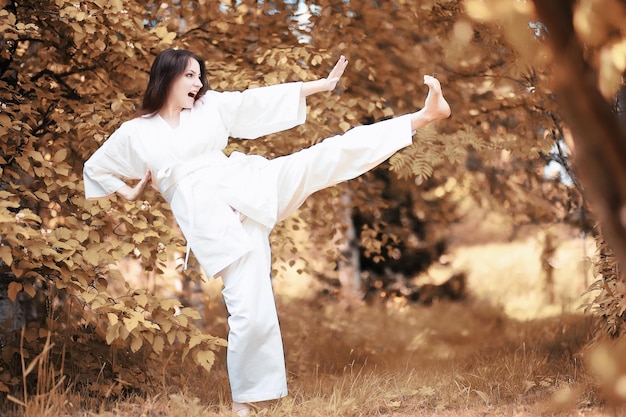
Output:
top-left (6, 216), bottom-right (626, 417)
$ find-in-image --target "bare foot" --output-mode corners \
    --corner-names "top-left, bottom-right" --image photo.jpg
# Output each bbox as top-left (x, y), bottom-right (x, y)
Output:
top-left (409, 75), bottom-right (451, 130)
top-left (232, 402), bottom-right (251, 416)
top-left (422, 75), bottom-right (451, 121)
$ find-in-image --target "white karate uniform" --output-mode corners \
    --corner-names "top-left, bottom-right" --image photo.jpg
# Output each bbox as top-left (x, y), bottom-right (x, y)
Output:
top-left (83, 82), bottom-right (414, 403)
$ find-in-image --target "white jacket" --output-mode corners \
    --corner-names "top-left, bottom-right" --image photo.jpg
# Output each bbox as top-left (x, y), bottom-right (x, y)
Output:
top-left (83, 82), bottom-right (307, 276)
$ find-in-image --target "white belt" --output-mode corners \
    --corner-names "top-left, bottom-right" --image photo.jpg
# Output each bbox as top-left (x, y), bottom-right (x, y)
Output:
top-left (155, 153), bottom-right (229, 270)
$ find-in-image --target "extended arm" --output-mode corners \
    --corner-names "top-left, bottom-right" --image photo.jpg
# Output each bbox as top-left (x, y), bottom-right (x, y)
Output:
top-left (217, 55), bottom-right (348, 139)
top-left (300, 55), bottom-right (348, 99)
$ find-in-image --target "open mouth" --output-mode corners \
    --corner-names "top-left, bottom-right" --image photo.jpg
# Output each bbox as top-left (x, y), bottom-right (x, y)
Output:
top-left (188, 92), bottom-right (196, 98)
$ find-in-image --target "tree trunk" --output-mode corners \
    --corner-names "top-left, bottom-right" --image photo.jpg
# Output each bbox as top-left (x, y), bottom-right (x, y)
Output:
top-left (336, 194), bottom-right (362, 307)
top-left (533, 1), bottom-right (626, 280)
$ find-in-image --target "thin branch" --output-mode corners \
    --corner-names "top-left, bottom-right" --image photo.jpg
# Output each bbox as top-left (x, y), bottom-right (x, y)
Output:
top-left (30, 68), bottom-right (88, 100)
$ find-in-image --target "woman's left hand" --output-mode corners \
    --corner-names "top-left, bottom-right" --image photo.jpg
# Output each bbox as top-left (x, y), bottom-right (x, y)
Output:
top-left (325, 55), bottom-right (348, 91)
top-left (300, 55), bottom-right (349, 98)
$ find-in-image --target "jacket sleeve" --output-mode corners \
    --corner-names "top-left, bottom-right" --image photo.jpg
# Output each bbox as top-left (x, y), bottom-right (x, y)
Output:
top-left (213, 82), bottom-right (307, 139)
top-left (83, 122), bottom-right (145, 199)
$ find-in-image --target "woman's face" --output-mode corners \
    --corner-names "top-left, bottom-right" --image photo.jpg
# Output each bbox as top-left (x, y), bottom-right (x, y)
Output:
top-left (167, 58), bottom-right (203, 110)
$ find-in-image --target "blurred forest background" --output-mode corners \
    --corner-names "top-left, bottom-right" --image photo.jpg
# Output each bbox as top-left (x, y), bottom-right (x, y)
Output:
top-left (1, 0), bottom-right (626, 415)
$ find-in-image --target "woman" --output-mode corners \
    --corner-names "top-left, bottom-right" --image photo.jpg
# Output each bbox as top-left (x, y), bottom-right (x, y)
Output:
top-left (83, 48), bottom-right (450, 416)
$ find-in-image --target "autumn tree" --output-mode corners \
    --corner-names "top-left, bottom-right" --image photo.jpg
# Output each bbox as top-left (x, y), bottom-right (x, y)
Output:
top-left (1, 0), bottom-right (623, 398)
top-left (455, 0), bottom-right (626, 334)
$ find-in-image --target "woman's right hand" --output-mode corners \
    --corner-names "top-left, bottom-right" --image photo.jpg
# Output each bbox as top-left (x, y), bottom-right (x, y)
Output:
top-left (116, 170), bottom-right (152, 201)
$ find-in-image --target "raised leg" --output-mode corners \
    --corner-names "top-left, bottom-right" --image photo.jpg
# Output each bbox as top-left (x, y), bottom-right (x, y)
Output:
top-left (269, 75), bottom-right (451, 220)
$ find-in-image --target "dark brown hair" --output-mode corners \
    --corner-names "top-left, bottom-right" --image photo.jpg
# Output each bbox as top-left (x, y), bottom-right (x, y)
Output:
top-left (139, 48), bottom-right (209, 116)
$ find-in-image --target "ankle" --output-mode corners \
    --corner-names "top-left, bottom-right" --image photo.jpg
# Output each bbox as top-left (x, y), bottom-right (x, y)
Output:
top-left (410, 109), bottom-right (436, 130)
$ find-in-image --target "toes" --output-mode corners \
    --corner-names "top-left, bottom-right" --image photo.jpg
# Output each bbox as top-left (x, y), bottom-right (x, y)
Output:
top-left (423, 75), bottom-right (440, 89)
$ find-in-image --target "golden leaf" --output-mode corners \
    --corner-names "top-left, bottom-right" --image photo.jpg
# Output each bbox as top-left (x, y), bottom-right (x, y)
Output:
top-left (106, 322), bottom-right (119, 345)
top-left (17, 210), bottom-right (42, 224)
top-left (160, 298), bottom-right (181, 311)
top-left (194, 349), bottom-right (215, 372)
top-left (7, 282), bottom-right (22, 302)
top-left (83, 248), bottom-right (100, 266)
top-left (176, 315), bottom-right (188, 327)
top-left (143, 332), bottom-right (154, 344)
top-left (155, 315), bottom-right (172, 333)
top-left (82, 290), bottom-right (97, 303)
top-left (70, 22), bottom-right (82, 34)
top-left (167, 329), bottom-right (177, 345)
top-left (0, 246), bottom-right (13, 265)
top-left (153, 335), bottom-right (165, 354)
top-left (123, 315), bottom-right (139, 333)
top-left (153, 26), bottom-right (168, 39)
top-left (132, 232), bottom-right (145, 243)
top-left (130, 334), bottom-right (143, 353)
top-left (132, 294), bottom-right (147, 309)
top-left (161, 32), bottom-right (176, 45)
top-left (188, 334), bottom-right (203, 349)
top-left (121, 242), bottom-right (135, 255)
top-left (28, 150), bottom-right (44, 162)
top-left (180, 307), bottom-right (201, 320)
top-left (55, 227), bottom-right (72, 240)
top-left (0, 113), bottom-right (10, 128)
top-left (53, 148), bottom-right (67, 163)
top-left (119, 323), bottom-right (130, 341)
top-left (107, 312), bottom-right (118, 326)
top-left (311, 55), bottom-right (323, 66)
top-left (34, 191), bottom-right (50, 202)
top-left (23, 328), bottom-right (38, 343)
top-left (88, 230), bottom-right (101, 243)
top-left (22, 284), bottom-right (36, 298)
top-left (339, 121), bottom-right (351, 132)
top-left (85, 288), bottom-right (102, 308)
top-left (75, 229), bottom-right (89, 242)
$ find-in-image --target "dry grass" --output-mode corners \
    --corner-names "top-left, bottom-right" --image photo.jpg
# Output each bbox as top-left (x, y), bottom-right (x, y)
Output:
top-left (3, 222), bottom-right (626, 416)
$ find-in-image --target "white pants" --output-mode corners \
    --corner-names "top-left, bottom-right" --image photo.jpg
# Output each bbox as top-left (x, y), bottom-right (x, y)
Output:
top-left (220, 115), bottom-right (413, 403)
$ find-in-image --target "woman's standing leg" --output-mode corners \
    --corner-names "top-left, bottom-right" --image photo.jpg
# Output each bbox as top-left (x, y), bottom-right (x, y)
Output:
top-left (220, 217), bottom-right (288, 414)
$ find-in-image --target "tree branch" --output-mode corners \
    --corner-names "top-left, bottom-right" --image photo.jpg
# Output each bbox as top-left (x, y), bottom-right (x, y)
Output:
top-left (30, 68), bottom-right (94, 100)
